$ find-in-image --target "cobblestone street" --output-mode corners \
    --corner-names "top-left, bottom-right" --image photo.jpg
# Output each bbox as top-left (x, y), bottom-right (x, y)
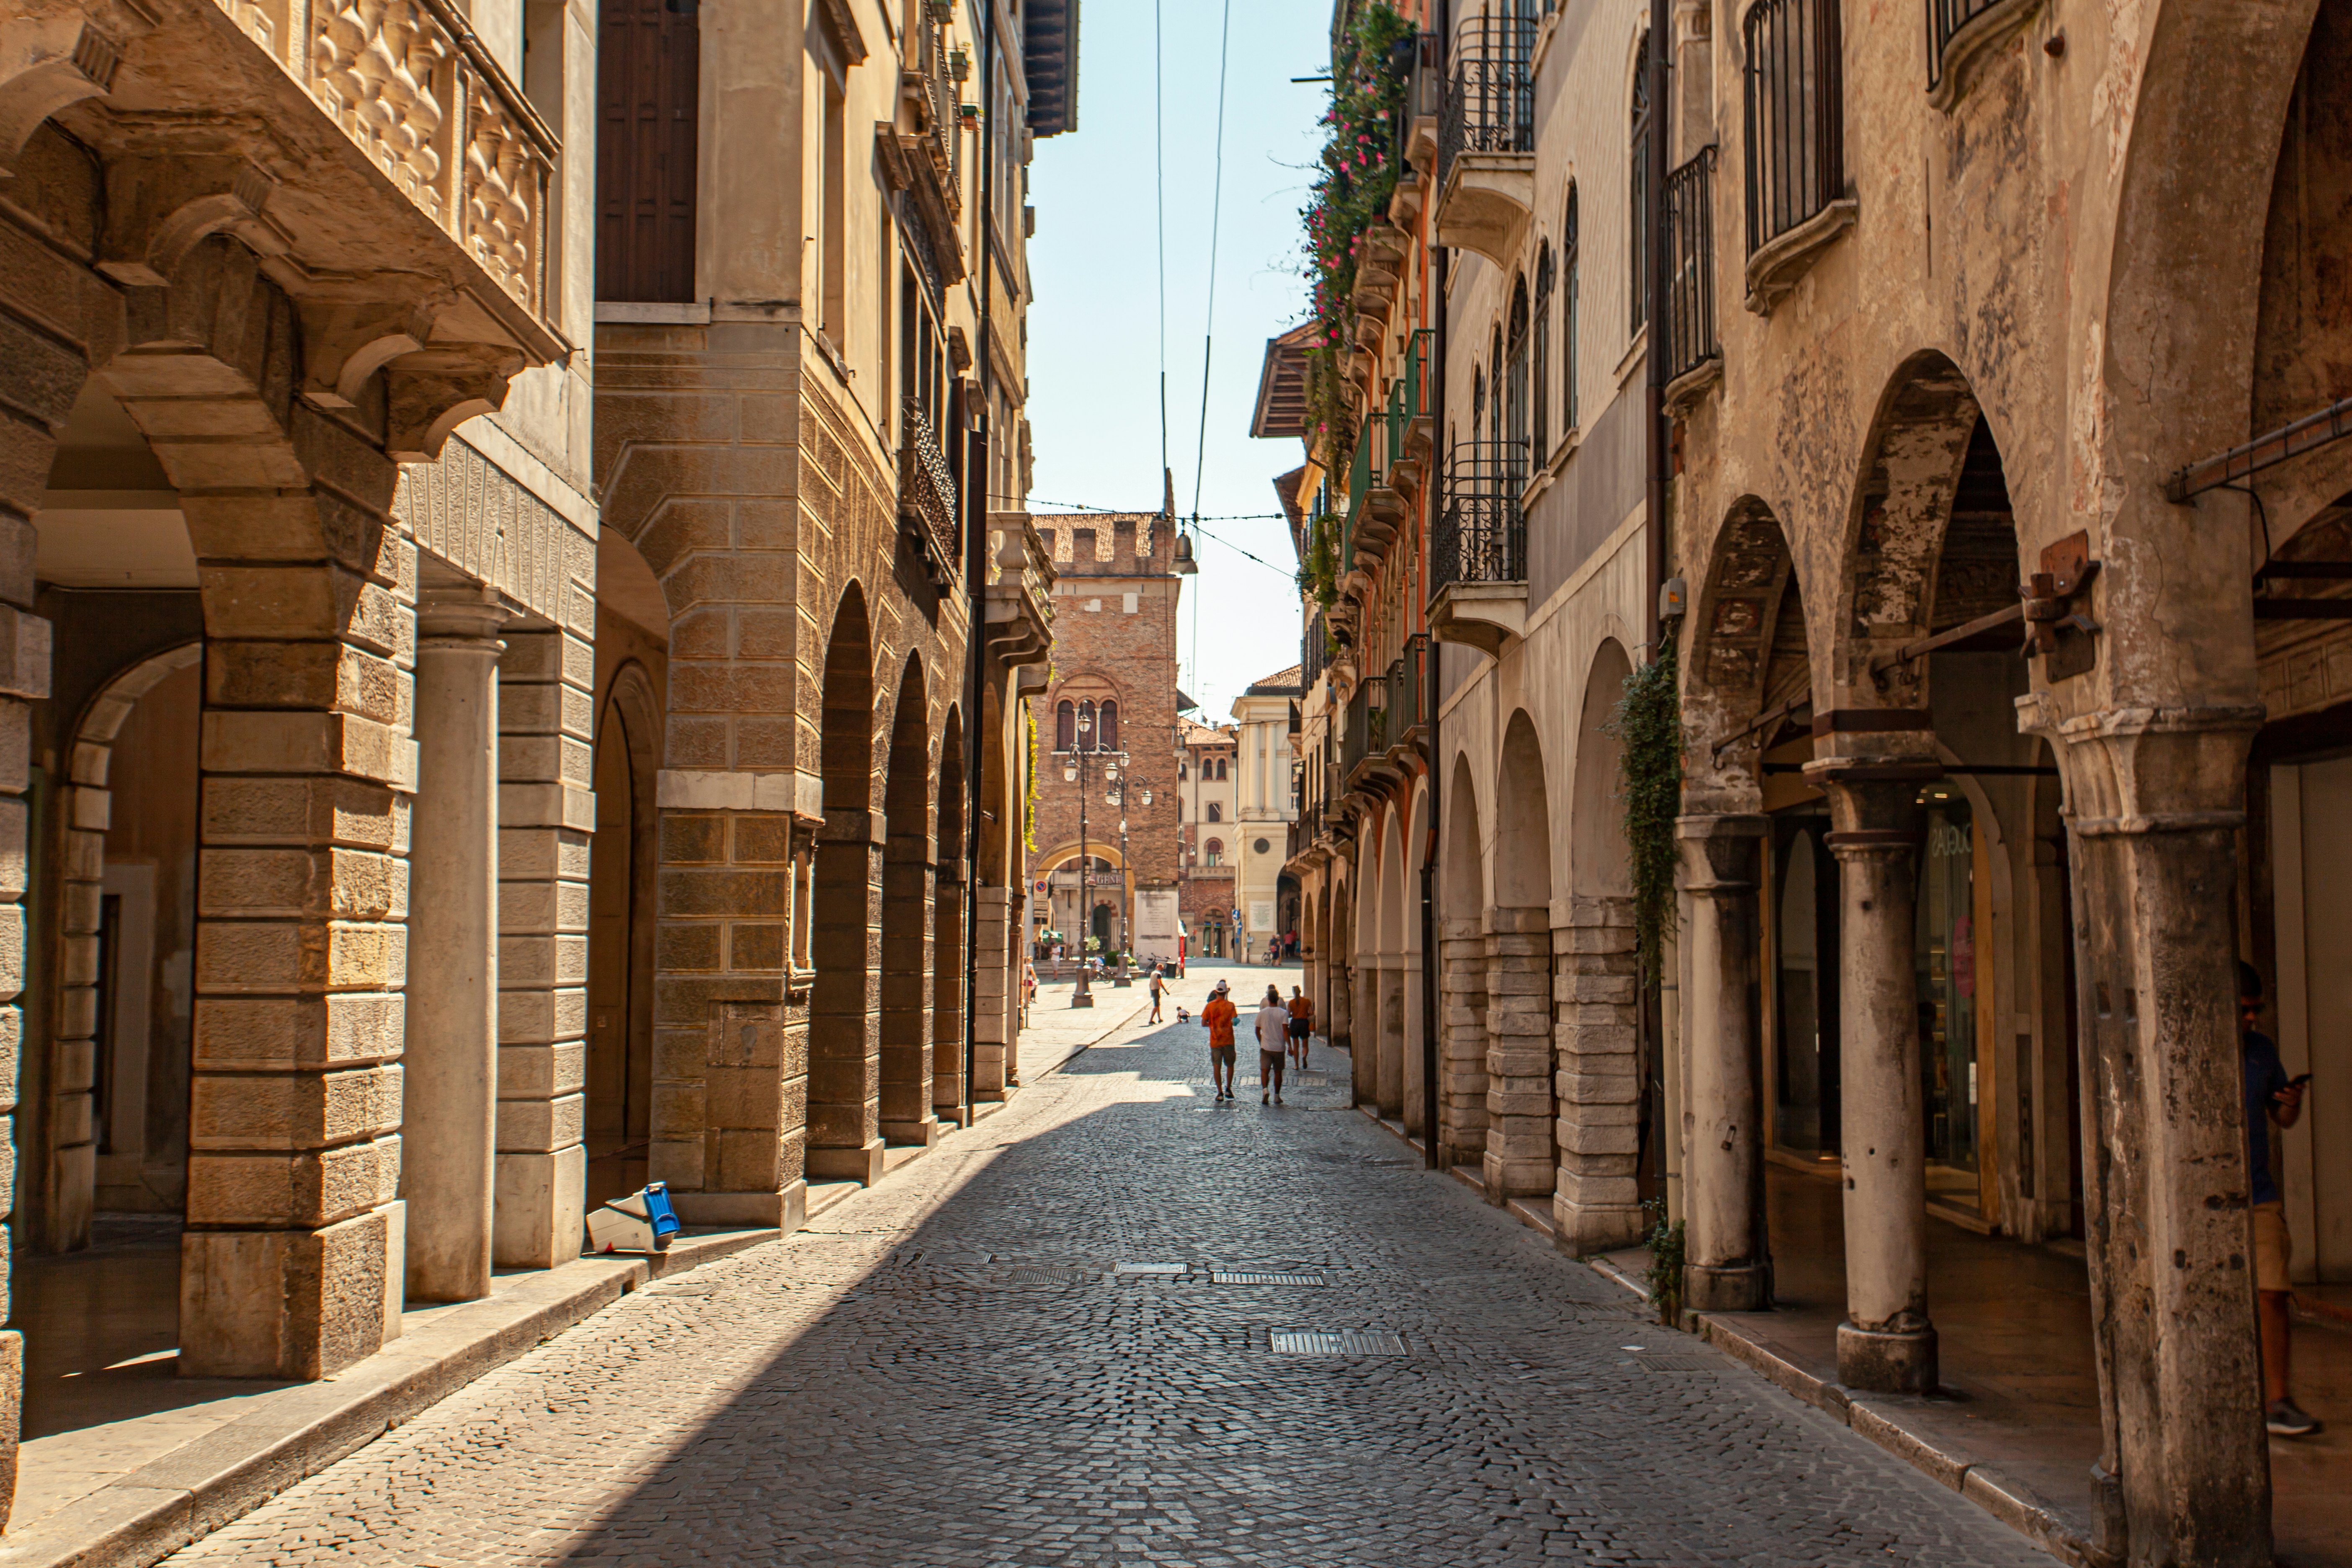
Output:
top-left (167, 965), bottom-right (2047, 1568)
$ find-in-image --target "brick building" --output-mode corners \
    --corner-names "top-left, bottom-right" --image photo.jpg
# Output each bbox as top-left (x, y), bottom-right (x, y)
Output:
top-left (1178, 722), bottom-right (1238, 956)
top-left (1031, 514), bottom-right (1189, 962)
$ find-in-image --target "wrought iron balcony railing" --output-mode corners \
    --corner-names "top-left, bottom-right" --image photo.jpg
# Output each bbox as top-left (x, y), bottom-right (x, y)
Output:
top-left (1744, 0), bottom-right (1845, 255)
top-left (1341, 675), bottom-right (1387, 783)
top-left (1926, 0), bottom-right (2006, 90)
top-left (1437, 10), bottom-right (1536, 190)
top-left (1429, 441), bottom-right (1530, 600)
top-left (1662, 147), bottom-right (1721, 384)
top-left (899, 397), bottom-right (959, 581)
top-left (1387, 633), bottom-right (1429, 740)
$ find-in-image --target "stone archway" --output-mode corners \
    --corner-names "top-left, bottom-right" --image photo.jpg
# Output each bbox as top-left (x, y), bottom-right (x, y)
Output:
top-left (1485, 711), bottom-right (1555, 1200)
top-left (588, 662), bottom-right (662, 1212)
top-left (931, 707), bottom-right (966, 1122)
top-left (810, 585), bottom-right (882, 1184)
top-left (1375, 802), bottom-right (1408, 1120)
top-left (1440, 753), bottom-right (1489, 1169)
top-left (879, 658), bottom-right (935, 1147)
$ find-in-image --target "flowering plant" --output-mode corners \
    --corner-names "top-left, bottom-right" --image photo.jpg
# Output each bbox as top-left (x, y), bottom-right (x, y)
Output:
top-left (1297, 2), bottom-right (1413, 482)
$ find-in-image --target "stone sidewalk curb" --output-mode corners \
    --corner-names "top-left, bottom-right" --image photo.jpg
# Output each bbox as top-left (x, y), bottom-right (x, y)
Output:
top-left (1575, 1256), bottom-right (2098, 1568)
top-left (0, 1230), bottom-right (768, 1568)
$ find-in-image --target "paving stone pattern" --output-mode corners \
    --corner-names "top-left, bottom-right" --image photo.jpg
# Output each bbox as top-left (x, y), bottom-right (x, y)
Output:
top-left (167, 965), bottom-right (2047, 1567)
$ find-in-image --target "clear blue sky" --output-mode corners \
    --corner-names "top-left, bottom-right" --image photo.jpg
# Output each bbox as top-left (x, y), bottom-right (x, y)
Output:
top-left (1025, 0), bottom-right (1331, 722)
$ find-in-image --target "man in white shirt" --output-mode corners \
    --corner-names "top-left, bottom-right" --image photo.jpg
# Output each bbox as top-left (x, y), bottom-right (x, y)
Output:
top-left (1253, 985), bottom-right (1291, 1105)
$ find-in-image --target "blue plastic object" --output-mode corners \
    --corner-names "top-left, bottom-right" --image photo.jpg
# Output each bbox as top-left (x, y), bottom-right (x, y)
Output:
top-left (641, 1181), bottom-right (683, 1245)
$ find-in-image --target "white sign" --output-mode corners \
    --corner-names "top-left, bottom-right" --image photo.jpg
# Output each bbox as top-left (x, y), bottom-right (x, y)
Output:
top-left (1133, 889), bottom-right (1181, 965)
top-left (1249, 900), bottom-right (1275, 933)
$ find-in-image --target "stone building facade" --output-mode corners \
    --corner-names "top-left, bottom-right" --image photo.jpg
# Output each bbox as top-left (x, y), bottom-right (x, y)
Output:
top-left (1282, 0), bottom-right (2352, 1556)
top-left (0, 0), bottom-right (1070, 1528)
top-left (1178, 720), bottom-right (1236, 957)
top-left (1030, 512), bottom-right (1186, 965)
top-left (1230, 667), bottom-right (1301, 957)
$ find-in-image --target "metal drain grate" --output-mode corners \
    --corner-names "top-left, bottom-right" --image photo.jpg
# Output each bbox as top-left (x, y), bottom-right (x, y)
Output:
top-left (998, 1267), bottom-right (1093, 1285)
top-left (1115, 1262), bottom-right (1187, 1277)
top-left (1269, 1328), bottom-right (1407, 1355)
top-left (1212, 1271), bottom-right (1328, 1287)
top-left (1630, 1354), bottom-right (1719, 1373)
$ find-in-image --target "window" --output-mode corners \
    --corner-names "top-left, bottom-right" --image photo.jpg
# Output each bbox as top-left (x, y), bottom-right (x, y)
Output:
top-left (1077, 699), bottom-right (1096, 749)
top-left (1055, 700), bottom-right (1075, 751)
top-left (1532, 246), bottom-right (1552, 461)
top-left (819, 70), bottom-right (846, 351)
top-left (1205, 840), bottom-right (1224, 867)
top-left (1098, 699), bottom-right (1119, 751)
top-left (1562, 185), bottom-right (1581, 432)
top-left (1216, 758), bottom-right (1228, 780)
top-left (1505, 277), bottom-right (1529, 478)
top-left (1207, 802), bottom-right (1223, 823)
top-left (1631, 31), bottom-right (1652, 336)
top-left (1470, 364), bottom-right (1486, 479)
top-left (596, 0), bottom-right (699, 301)
top-left (1743, 0), bottom-right (1845, 256)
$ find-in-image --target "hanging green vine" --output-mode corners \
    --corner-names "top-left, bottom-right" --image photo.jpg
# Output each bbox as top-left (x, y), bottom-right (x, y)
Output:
top-left (1297, 1), bottom-right (1412, 470)
top-left (1607, 644), bottom-right (1683, 986)
top-left (1024, 704), bottom-right (1039, 851)
top-left (1641, 1199), bottom-right (1686, 1326)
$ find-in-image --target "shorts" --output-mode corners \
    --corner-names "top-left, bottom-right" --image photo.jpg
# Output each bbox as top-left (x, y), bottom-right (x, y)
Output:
top-left (2254, 1200), bottom-right (2293, 1293)
top-left (1287, 1017), bottom-right (1309, 1040)
top-left (1260, 1049), bottom-right (1286, 1075)
top-left (1210, 1043), bottom-right (1237, 1068)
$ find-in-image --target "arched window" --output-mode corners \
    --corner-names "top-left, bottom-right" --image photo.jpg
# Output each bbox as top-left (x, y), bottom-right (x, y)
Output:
top-left (1630, 32), bottom-right (1652, 336)
top-left (1207, 801), bottom-right (1223, 822)
top-left (1488, 325), bottom-right (1504, 453)
top-left (1505, 279), bottom-right (1529, 484)
top-left (1098, 699), bottom-right (1119, 751)
top-left (1532, 245), bottom-right (1553, 461)
top-left (1470, 364), bottom-right (1486, 478)
top-left (1055, 700), bottom-right (1075, 751)
top-left (1562, 184), bottom-right (1581, 433)
top-left (1217, 758), bottom-right (1228, 780)
top-left (1205, 839), bottom-right (1224, 867)
top-left (1077, 698), bottom-right (1096, 750)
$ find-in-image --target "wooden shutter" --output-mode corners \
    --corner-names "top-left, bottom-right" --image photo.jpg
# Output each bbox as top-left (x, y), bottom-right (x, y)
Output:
top-left (597, 0), bottom-right (698, 302)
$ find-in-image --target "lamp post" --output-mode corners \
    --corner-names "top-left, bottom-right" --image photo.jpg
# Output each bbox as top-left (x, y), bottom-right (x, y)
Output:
top-left (1066, 708), bottom-right (1130, 1008)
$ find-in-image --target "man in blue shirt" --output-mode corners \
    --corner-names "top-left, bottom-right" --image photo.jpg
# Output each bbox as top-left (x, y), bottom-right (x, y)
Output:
top-left (2240, 962), bottom-right (2315, 1437)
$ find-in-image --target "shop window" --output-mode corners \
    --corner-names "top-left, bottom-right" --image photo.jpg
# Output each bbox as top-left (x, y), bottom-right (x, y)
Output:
top-left (1772, 812), bottom-right (1839, 1156)
top-left (1916, 784), bottom-right (1985, 1213)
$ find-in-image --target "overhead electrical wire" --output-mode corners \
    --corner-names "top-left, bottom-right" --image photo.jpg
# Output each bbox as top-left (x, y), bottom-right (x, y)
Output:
top-left (1187, 0), bottom-right (1237, 706)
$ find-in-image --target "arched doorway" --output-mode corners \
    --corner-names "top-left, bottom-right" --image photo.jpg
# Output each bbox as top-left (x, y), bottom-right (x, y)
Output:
top-left (1440, 754), bottom-right (1488, 1168)
top-left (586, 663), bottom-right (661, 1211)
top-left (1485, 711), bottom-right (1555, 1200)
top-left (931, 708), bottom-right (966, 1122)
top-left (879, 659), bottom-right (934, 1145)
top-left (810, 586), bottom-right (882, 1184)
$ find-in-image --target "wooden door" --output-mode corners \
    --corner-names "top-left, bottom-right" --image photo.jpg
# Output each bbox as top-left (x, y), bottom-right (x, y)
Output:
top-left (597, 0), bottom-right (698, 302)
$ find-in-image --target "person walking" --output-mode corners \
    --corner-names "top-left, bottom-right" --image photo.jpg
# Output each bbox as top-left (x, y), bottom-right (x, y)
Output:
top-left (1202, 980), bottom-right (1239, 1101)
top-left (1255, 984), bottom-right (1290, 1105)
top-left (1286, 985), bottom-right (1314, 1069)
top-left (2241, 962), bottom-right (2319, 1436)
top-left (1147, 963), bottom-right (1166, 1023)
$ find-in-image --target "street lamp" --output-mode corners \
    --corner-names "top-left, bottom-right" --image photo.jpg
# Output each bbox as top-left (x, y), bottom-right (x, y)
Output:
top-left (1067, 709), bottom-right (1130, 1008)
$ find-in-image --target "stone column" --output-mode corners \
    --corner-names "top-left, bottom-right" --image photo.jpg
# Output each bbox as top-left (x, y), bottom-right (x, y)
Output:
top-left (1438, 918), bottom-right (1490, 1167)
top-left (808, 807), bottom-right (884, 1181)
top-left (1353, 957), bottom-right (1379, 1106)
top-left (1553, 896), bottom-right (1646, 1250)
top-left (493, 627), bottom-right (592, 1269)
top-left (404, 593), bottom-right (505, 1302)
top-left (1816, 764), bottom-right (1937, 1393)
top-left (931, 862), bottom-right (967, 1121)
top-left (878, 832), bottom-right (936, 1145)
top-left (1402, 944), bottom-right (1427, 1137)
top-left (184, 503), bottom-right (411, 1380)
top-left (972, 884), bottom-right (1014, 1099)
top-left (1377, 957), bottom-right (1406, 1118)
top-left (1328, 953), bottom-right (1352, 1051)
top-left (1483, 908), bottom-right (1554, 1199)
top-left (2026, 701), bottom-right (2270, 1566)
top-left (1676, 815), bottom-right (1769, 1310)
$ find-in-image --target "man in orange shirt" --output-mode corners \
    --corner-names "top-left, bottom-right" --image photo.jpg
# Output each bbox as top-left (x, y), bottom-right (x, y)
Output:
top-left (1286, 985), bottom-right (1315, 1069)
top-left (1201, 980), bottom-right (1239, 1101)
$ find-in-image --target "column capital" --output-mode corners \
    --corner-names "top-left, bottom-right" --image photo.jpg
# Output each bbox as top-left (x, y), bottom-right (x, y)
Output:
top-left (417, 586), bottom-right (510, 648)
top-left (1674, 812), bottom-right (1766, 895)
top-left (1805, 757), bottom-right (1939, 851)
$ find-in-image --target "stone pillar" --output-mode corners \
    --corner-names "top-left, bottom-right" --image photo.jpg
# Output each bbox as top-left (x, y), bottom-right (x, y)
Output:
top-left (1676, 815), bottom-right (1769, 1309)
top-left (878, 830), bottom-right (936, 1145)
top-left (1483, 908), bottom-right (1554, 1198)
top-left (1816, 765), bottom-right (1937, 1393)
top-left (972, 884), bottom-right (1014, 1099)
top-left (808, 808), bottom-right (884, 1181)
top-left (931, 863), bottom-right (967, 1120)
top-left (2027, 701), bottom-right (2271, 1566)
top-left (1553, 896), bottom-right (1646, 1251)
top-left (493, 627), bottom-right (592, 1268)
top-left (404, 594), bottom-right (505, 1301)
top-left (1353, 957), bottom-right (1378, 1106)
top-left (1377, 958), bottom-right (1406, 1118)
top-left (1438, 919), bottom-right (1490, 1166)
top-left (1001, 892), bottom-right (1023, 1085)
top-left (1328, 953), bottom-right (1352, 1051)
top-left (1402, 944), bottom-right (1427, 1137)
top-left (184, 504), bottom-right (412, 1380)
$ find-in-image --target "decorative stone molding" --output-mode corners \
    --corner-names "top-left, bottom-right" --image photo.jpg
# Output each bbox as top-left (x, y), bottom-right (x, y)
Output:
top-left (1928, 0), bottom-right (2043, 111)
top-left (1742, 196), bottom-right (1857, 317)
top-left (392, 431), bottom-right (585, 622)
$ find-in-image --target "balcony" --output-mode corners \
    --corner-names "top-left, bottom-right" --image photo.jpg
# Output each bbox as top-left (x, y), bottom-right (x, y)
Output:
top-left (1742, 0), bottom-right (1854, 315)
top-left (899, 397), bottom-right (960, 585)
top-left (1384, 634), bottom-right (1430, 759)
top-left (1926, 0), bottom-right (2036, 108)
top-left (1336, 330), bottom-right (1435, 601)
top-left (1428, 441), bottom-right (1529, 657)
top-left (879, 3), bottom-right (965, 281)
top-left (983, 513), bottom-right (1056, 666)
top-left (3, 0), bottom-right (570, 447)
top-left (1661, 147), bottom-right (1723, 410)
top-left (1434, 12), bottom-right (1535, 268)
